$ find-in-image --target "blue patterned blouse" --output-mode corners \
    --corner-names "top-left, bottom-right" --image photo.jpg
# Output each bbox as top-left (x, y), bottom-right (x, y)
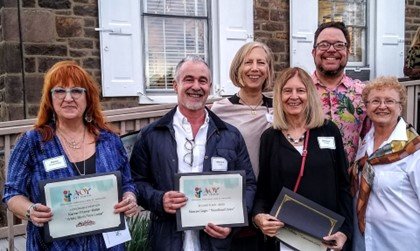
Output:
top-left (3, 129), bottom-right (137, 250)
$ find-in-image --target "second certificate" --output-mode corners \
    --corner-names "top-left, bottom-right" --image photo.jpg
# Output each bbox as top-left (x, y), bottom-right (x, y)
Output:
top-left (175, 171), bottom-right (247, 231)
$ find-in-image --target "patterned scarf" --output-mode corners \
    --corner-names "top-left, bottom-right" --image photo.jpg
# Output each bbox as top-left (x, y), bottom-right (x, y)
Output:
top-left (349, 125), bottom-right (420, 234)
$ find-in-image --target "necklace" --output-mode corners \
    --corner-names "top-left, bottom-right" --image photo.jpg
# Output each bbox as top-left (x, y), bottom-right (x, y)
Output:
top-left (286, 133), bottom-right (305, 144)
top-left (237, 93), bottom-right (263, 115)
top-left (58, 129), bottom-right (86, 175)
top-left (58, 128), bottom-right (86, 150)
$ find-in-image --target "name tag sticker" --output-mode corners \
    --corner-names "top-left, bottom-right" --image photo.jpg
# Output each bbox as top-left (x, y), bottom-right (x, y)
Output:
top-left (317, 137), bottom-right (336, 149)
top-left (265, 113), bottom-right (273, 123)
top-left (43, 156), bottom-right (67, 172)
top-left (211, 157), bottom-right (228, 171)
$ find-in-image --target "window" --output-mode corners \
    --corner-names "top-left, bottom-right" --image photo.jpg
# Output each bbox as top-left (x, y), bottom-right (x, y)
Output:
top-left (143, 0), bottom-right (209, 91)
top-left (319, 0), bottom-right (367, 66)
top-left (290, 0), bottom-right (405, 80)
top-left (98, 0), bottom-right (253, 103)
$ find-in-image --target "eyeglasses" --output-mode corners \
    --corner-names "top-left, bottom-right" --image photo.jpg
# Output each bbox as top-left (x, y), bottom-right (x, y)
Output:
top-left (314, 41), bottom-right (348, 51)
top-left (51, 87), bottom-right (86, 100)
top-left (183, 138), bottom-right (195, 167)
top-left (366, 99), bottom-right (401, 107)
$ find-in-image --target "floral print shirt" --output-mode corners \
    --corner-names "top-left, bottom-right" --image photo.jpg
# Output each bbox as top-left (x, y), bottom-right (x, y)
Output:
top-left (312, 73), bottom-right (368, 164)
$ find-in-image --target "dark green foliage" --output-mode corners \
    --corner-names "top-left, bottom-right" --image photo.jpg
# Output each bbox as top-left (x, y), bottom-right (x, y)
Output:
top-left (126, 211), bottom-right (150, 251)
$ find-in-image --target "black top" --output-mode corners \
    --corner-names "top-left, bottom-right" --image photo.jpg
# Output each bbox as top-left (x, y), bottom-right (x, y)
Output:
top-left (73, 152), bottom-right (96, 175)
top-left (228, 94), bottom-right (273, 109)
top-left (253, 120), bottom-right (353, 241)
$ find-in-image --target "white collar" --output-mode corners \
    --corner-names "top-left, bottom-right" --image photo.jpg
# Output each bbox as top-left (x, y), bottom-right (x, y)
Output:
top-left (366, 118), bottom-right (408, 145)
top-left (173, 107), bottom-right (209, 133)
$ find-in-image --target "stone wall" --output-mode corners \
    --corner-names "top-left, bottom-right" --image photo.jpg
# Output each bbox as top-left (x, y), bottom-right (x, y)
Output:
top-left (405, 0), bottom-right (420, 49)
top-left (0, 0), bottom-right (417, 121)
top-left (0, 0), bottom-right (139, 121)
top-left (254, 0), bottom-right (289, 76)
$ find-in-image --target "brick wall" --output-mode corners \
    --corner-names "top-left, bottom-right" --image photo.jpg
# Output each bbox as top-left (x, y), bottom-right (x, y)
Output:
top-left (405, 0), bottom-right (420, 49)
top-left (0, 0), bottom-right (139, 121)
top-left (0, 0), bottom-right (417, 121)
top-left (254, 0), bottom-right (289, 77)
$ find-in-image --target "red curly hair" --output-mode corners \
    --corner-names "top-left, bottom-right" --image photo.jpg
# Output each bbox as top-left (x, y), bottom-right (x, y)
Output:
top-left (35, 61), bottom-right (114, 141)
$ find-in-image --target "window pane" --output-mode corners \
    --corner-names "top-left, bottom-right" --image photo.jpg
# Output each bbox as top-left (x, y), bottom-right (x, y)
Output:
top-left (144, 0), bottom-right (207, 17)
top-left (348, 27), bottom-right (365, 62)
top-left (144, 16), bottom-right (208, 90)
top-left (318, 0), bottom-right (367, 65)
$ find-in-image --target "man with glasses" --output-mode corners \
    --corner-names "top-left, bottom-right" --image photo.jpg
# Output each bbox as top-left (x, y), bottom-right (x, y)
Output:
top-left (130, 56), bottom-right (257, 251)
top-left (311, 21), bottom-right (369, 166)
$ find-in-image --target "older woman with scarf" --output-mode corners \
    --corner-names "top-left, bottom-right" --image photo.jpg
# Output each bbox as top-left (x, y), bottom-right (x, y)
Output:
top-left (350, 76), bottom-right (420, 250)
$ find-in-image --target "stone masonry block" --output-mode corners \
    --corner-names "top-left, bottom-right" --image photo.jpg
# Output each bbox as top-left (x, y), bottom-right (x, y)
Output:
top-left (82, 57), bottom-right (99, 69)
top-left (25, 58), bottom-right (36, 73)
top-left (39, 0), bottom-right (71, 9)
top-left (1, 0), bottom-right (17, 7)
top-left (69, 38), bottom-right (94, 49)
top-left (7, 104), bottom-right (24, 121)
top-left (0, 75), bottom-right (4, 89)
top-left (25, 74), bottom-right (44, 103)
top-left (69, 50), bottom-right (89, 57)
top-left (2, 8), bottom-right (19, 41)
top-left (56, 16), bottom-right (83, 37)
top-left (27, 104), bottom-right (39, 119)
top-left (38, 57), bottom-right (70, 72)
top-left (25, 44), bottom-right (68, 56)
top-left (73, 4), bottom-right (98, 17)
top-left (84, 18), bottom-right (95, 27)
top-left (4, 75), bottom-right (23, 103)
top-left (21, 9), bottom-right (55, 42)
top-left (22, 0), bottom-right (36, 7)
top-left (0, 42), bottom-right (22, 74)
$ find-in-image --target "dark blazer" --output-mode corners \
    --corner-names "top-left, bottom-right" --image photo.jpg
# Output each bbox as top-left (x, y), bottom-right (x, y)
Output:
top-left (130, 106), bottom-right (257, 251)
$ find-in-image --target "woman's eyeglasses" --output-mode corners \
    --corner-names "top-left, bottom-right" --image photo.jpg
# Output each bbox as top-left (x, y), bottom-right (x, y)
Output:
top-left (51, 87), bottom-right (86, 100)
top-left (366, 99), bottom-right (400, 107)
top-left (183, 138), bottom-right (195, 167)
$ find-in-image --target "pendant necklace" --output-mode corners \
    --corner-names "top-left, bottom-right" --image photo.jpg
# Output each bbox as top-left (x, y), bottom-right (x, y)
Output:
top-left (238, 93), bottom-right (263, 115)
top-left (58, 128), bottom-right (85, 150)
top-left (286, 133), bottom-right (305, 144)
top-left (58, 128), bottom-right (86, 175)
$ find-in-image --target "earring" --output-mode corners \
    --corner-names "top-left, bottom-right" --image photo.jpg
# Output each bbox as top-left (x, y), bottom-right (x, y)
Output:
top-left (52, 113), bottom-right (56, 123)
top-left (84, 113), bottom-right (93, 123)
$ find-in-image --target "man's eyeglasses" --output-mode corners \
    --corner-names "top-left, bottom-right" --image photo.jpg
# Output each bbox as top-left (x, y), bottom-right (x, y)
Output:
top-left (314, 41), bottom-right (348, 51)
top-left (366, 99), bottom-right (401, 107)
top-left (183, 138), bottom-right (195, 167)
top-left (51, 87), bottom-right (86, 100)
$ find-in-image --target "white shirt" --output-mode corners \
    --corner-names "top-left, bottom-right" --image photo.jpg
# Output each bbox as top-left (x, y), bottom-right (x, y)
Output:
top-left (353, 118), bottom-right (420, 251)
top-left (173, 107), bottom-right (209, 251)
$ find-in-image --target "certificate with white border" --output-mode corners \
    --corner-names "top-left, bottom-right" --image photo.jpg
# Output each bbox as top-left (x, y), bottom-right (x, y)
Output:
top-left (40, 172), bottom-right (124, 242)
top-left (175, 171), bottom-right (247, 231)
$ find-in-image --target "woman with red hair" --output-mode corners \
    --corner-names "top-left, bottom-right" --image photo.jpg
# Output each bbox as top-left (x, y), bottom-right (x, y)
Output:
top-left (3, 61), bottom-right (137, 250)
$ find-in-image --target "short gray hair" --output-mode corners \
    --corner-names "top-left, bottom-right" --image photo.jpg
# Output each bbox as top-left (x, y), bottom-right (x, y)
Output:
top-left (173, 56), bottom-right (211, 82)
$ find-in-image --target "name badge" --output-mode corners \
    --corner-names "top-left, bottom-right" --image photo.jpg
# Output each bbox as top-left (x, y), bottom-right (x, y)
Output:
top-left (211, 157), bottom-right (228, 171)
top-left (265, 113), bottom-right (273, 123)
top-left (317, 137), bottom-right (336, 150)
top-left (43, 156), bottom-right (67, 172)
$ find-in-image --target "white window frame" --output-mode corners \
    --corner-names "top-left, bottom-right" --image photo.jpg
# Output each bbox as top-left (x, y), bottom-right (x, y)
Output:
top-left (290, 0), bottom-right (405, 79)
top-left (97, 0), bottom-right (253, 103)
